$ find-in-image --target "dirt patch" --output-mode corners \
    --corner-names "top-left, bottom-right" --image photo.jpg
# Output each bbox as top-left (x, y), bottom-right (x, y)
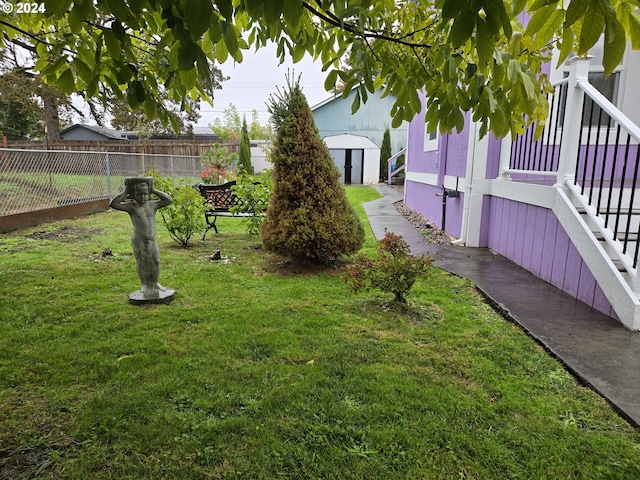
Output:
top-left (261, 254), bottom-right (347, 276)
top-left (25, 226), bottom-right (102, 242)
top-left (0, 445), bottom-right (54, 480)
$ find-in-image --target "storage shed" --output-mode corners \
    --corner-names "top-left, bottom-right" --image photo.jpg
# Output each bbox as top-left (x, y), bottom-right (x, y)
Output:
top-left (324, 134), bottom-right (380, 185)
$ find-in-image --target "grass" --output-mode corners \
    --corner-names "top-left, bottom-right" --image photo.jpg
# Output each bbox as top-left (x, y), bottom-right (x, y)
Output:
top-left (1, 186), bottom-right (639, 479)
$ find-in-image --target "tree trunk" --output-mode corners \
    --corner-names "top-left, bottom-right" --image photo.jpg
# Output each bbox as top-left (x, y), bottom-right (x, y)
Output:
top-left (43, 94), bottom-right (61, 142)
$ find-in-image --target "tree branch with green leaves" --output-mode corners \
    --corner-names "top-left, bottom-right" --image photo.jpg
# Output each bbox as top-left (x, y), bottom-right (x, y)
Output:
top-left (1, 0), bottom-right (637, 138)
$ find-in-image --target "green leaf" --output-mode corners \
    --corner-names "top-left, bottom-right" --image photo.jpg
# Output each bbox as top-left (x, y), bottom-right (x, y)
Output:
top-left (532, 9), bottom-right (564, 50)
top-left (105, 0), bottom-right (130, 21)
top-left (68, 9), bottom-right (83, 34)
top-left (450, 10), bottom-right (476, 48)
top-left (530, 0), bottom-right (560, 9)
top-left (511, 0), bottom-right (528, 16)
top-left (73, 58), bottom-right (93, 84)
top-left (507, 59), bottom-right (521, 84)
top-left (565, 0), bottom-right (589, 27)
top-left (221, 21), bottom-right (239, 58)
top-left (578, 3), bottom-right (605, 54)
top-left (208, 20), bottom-right (223, 43)
top-left (525, 4), bottom-right (558, 36)
top-left (58, 69), bottom-right (76, 94)
top-left (184, 0), bottom-right (214, 39)
top-left (104, 30), bottom-right (122, 60)
top-left (602, 18), bottom-right (626, 75)
top-left (215, 0), bottom-right (233, 20)
top-left (40, 55), bottom-right (67, 77)
top-left (628, 14), bottom-right (640, 49)
top-left (177, 42), bottom-right (197, 70)
top-left (292, 42), bottom-right (306, 63)
top-left (44, 0), bottom-right (72, 15)
top-left (351, 90), bottom-right (361, 114)
top-left (112, 21), bottom-right (126, 41)
top-left (442, 0), bottom-right (467, 19)
top-left (127, 80), bottom-right (146, 108)
top-left (179, 68), bottom-right (198, 90)
top-left (557, 26), bottom-right (575, 65)
top-left (476, 18), bottom-right (495, 67)
top-left (520, 71), bottom-right (535, 100)
top-left (143, 96), bottom-right (157, 119)
top-left (283, 0), bottom-right (303, 30)
top-left (264, 0), bottom-right (285, 25)
top-left (244, 0), bottom-right (264, 17)
top-left (324, 70), bottom-right (338, 91)
top-left (215, 37), bottom-right (229, 63)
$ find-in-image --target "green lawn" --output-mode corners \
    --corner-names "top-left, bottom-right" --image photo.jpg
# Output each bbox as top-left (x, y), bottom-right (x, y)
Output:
top-left (1, 186), bottom-right (639, 479)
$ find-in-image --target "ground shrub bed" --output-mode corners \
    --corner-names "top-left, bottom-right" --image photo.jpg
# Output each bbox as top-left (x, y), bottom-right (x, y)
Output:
top-left (1, 187), bottom-right (640, 479)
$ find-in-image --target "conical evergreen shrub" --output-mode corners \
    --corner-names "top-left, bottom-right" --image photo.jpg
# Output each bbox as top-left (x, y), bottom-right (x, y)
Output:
top-left (261, 76), bottom-right (365, 263)
top-left (379, 127), bottom-right (392, 182)
top-left (238, 116), bottom-right (252, 174)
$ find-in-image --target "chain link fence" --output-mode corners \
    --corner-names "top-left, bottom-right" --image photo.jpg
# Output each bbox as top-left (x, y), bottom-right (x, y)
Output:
top-left (0, 148), bottom-right (206, 216)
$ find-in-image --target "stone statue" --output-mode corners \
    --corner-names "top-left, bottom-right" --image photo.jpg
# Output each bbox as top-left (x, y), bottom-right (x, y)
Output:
top-left (110, 177), bottom-right (176, 304)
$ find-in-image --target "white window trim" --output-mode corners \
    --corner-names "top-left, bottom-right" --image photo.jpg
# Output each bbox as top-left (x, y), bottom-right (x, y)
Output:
top-left (424, 128), bottom-right (438, 152)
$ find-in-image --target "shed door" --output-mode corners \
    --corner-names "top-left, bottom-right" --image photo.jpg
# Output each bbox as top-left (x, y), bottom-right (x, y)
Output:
top-left (330, 149), bottom-right (364, 185)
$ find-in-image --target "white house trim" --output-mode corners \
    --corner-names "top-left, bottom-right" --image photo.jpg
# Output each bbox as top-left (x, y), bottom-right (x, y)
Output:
top-left (456, 121), bottom-right (490, 247)
top-left (405, 171), bottom-right (438, 185)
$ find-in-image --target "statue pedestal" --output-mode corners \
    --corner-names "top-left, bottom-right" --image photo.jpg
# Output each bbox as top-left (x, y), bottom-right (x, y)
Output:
top-left (128, 288), bottom-right (176, 305)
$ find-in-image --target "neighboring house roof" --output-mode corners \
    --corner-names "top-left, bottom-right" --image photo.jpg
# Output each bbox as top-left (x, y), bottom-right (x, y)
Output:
top-left (59, 124), bottom-right (220, 141)
top-left (311, 85), bottom-right (407, 153)
top-left (59, 124), bottom-right (133, 140)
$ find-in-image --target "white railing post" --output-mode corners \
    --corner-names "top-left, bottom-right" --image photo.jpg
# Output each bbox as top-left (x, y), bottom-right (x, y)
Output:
top-left (555, 56), bottom-right (591, 186)
top-left (498, 133), bottom-right (513, 180)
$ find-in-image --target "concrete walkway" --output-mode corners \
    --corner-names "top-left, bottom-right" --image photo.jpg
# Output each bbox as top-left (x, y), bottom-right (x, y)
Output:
top-left (365, 184), bottom-right (640, 428)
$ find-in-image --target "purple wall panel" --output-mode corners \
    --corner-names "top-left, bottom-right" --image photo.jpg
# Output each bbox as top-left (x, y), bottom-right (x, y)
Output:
top-left (486, 198), bottom-right (614, 317)
top-left (529, 208), bottom-right (548, 276)
top-left (405, 181), bottom-right (442, 226)
top-left (443, 127), bottom-right (470, 178)
top-left (405, 181), bottom-right (464, 237)
top-left (505, 200), bottom-right (520, 261)
top-left (513, 202), bottom-right (529, 266)
top-left (486, 135), bottom-right (503, 179)
top-left (539, 210), bottom-right (558, 283)
top-left (550, 226), bottom-right (570, 288)
top-left (487, 196), bottom-right (501, 248)
top-left (444, 194), bottom-right (464, 238)
top-left (406, 93), bottom-right (439, 175)
top-left (479, 196), bottom-right (491, 247)
top-left (593, 283), bottom-right (616, 319)
top-left (563, 241), bottom-right (584, 298)
top-left (520, 206), bottom-right (536, 271)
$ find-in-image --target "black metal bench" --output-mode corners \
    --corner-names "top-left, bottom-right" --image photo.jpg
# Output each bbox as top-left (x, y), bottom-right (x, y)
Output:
top-left (198, 181), bottom-right (249, 240)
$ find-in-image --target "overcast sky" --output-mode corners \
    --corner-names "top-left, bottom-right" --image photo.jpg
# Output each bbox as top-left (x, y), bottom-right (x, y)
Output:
top-left (197, 42), bottom-right (330, 128)
top-left (73, 41), bottom-right (331, 130)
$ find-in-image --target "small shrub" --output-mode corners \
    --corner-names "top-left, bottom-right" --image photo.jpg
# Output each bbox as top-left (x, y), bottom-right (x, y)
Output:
top-left (199, 142), bottom-right (238, 184)
top-left (149, 171), bottom-right (206, 247)
top-left (230, 171), bottom-right (273, 235)
top-left (344, 231), bottom-right (432, 304)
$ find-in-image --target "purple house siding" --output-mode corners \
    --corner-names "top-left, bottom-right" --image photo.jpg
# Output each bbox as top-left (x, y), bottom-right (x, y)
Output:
top-left (405, 100), bottom-right (439, 175)
top-left (443, 128), bottom-right (470, 178)
top-left (485, 135), bottom-right (502, 179)
top-left (486, 197), bottom-right (615, 317)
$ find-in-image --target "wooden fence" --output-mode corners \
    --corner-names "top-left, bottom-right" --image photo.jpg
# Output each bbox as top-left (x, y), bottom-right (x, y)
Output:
top-left (5, 139), bottom-right (239, 157)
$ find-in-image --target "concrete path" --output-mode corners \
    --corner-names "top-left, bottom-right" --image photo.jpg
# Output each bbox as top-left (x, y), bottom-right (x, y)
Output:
top-left (364, 184), bottom-right (640, 428)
